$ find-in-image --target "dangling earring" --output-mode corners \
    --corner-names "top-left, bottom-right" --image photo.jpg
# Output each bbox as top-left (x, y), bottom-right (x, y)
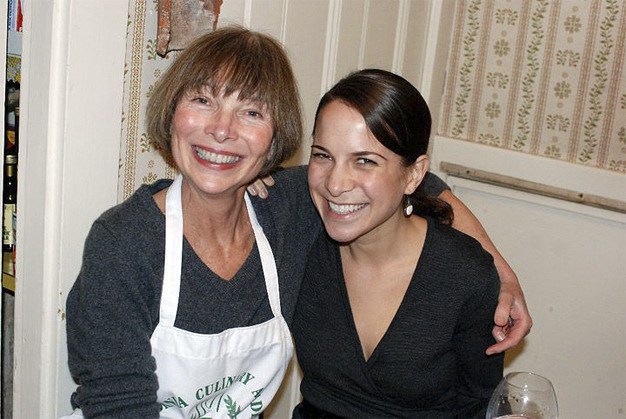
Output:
top-left (403, 195), bottom-right (413, 217)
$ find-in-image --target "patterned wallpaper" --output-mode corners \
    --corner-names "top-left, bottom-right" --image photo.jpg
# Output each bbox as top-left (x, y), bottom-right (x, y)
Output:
top-left (438, 0), bottom-right (626, 173)
top-left (119, 0), bottom-right (179, 201)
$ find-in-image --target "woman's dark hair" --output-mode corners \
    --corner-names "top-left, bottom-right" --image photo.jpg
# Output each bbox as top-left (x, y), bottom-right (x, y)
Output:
top-left (146, 25), bottom-right (303, 175)
top-left (313, 69), bottom-right (452, 224)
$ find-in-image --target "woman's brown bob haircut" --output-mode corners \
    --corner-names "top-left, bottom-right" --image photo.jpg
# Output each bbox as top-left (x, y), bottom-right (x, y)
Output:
top-left (146, 26), bottom-right (303, 174)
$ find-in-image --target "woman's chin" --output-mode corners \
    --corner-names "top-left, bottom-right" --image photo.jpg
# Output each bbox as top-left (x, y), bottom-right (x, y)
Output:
top-left (323, 226), bottom-right (359, 244)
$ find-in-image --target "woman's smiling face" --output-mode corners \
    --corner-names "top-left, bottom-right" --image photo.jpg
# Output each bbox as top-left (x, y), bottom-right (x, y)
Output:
top-left (170, 87), bottom-right (274, 198)
top-left (307, 100), bottom-right (418, 244)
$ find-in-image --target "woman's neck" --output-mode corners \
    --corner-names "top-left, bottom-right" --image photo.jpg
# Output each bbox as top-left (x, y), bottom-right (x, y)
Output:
top-left (153, 181), bottom-right (255, 280)
top-left (155, 180), bottom-right (249, 231)
top-left (340, 213), bottom-right (427, 268)
top-left (181, 186), bottom-right (250, 240)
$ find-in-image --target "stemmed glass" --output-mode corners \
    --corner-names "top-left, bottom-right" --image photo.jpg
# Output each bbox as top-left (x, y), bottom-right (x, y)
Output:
top-left (485, 371), bottom-right (558, 419)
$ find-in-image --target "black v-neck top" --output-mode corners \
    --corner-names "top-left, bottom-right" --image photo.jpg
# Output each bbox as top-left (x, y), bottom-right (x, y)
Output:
top-left (292, 218), bottom-right (503, 418)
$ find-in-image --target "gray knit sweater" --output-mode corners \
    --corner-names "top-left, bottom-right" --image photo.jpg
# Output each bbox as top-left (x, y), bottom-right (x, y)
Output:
top-left (65, 166), bottom-right (448, 418)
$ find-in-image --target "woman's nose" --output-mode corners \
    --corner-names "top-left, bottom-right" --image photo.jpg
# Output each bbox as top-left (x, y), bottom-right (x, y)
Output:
top-left (326, 164), bottom-right (354, 196)
top-left (208, 110), bottom-right (234, 142)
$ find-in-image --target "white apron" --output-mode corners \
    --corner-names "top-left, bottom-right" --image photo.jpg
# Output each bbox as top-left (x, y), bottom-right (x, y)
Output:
top-left (152, 175), bottom-right (293, 418)
top-left (61, 175), bottom-right (293, 419)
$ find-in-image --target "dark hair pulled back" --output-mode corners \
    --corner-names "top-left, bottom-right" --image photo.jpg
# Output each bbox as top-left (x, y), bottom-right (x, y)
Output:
top-left (313, 69), bottom-right (452, 224)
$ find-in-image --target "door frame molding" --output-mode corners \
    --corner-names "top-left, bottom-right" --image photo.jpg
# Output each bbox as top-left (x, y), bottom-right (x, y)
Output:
top-left (13, 2), bottom-right (128, 416)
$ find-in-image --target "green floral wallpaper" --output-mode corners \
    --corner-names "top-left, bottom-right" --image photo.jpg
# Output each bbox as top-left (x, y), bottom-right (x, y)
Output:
top-left (119, 0), bottom-right (178, 200)
top-left (439, 0), bottom-right (626, 172)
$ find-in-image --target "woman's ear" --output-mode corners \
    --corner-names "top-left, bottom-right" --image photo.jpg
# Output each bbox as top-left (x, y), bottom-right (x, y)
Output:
top-left (404, 155), bottom-right (430, 195)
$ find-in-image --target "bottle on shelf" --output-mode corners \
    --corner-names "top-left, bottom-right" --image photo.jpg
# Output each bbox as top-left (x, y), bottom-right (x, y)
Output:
top-left (3, 154), bottom-right (17, 255)
top-left (4, 80), bottom-right (19, 157)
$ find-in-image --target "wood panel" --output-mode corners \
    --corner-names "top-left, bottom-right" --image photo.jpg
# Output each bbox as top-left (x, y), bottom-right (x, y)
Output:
top-left (362, 0), bottom-right (400, 70)
top-left (247, 0), bottom-right (286, 36)
top-left (402, 0), bottom-right (430, 88)
top-left (283, 0), bottom-right (331, 163)
top-left (334, 1), bottom-right (366, 85)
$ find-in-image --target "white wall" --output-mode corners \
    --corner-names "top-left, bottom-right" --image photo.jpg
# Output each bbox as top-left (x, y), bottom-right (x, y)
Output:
top-left (432, 136), bottom-right (626, 418)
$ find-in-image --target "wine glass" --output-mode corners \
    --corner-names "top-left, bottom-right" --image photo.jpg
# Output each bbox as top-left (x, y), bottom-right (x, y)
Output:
top-left (485, 371), bottom-right (558, 419)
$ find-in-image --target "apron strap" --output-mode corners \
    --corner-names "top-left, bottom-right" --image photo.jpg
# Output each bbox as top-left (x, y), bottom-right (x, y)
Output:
top-left (161, 177), bottom-right (283, 326)
top-left (244, 192), bottom-right (282, 317)
top-left (161, 175), bottom-right (184, 326)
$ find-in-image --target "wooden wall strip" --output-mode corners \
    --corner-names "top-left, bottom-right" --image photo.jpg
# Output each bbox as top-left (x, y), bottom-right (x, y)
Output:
top-left (440, 161), bottom-right (626, 214)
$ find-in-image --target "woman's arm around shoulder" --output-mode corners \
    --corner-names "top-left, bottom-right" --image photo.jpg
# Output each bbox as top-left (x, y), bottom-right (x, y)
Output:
top-left (438, 188), bottom-right (532, 354)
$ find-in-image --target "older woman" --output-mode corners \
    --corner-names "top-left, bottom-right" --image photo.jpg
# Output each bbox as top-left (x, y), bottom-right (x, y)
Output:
top-left (65, 26), bottom-right (317, 418)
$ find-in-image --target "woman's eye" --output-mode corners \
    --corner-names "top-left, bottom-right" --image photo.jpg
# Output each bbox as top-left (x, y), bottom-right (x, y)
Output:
top-left (246, 110), bottom-right (262, 118)
top-left (193, 97), bottom-right (210, 105)
top-left (356, 157), bottom-right (377, 165)
top-left (311, 152), bottom-right (331, 160)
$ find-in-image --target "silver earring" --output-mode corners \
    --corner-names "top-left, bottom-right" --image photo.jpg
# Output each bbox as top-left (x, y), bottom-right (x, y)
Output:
top-left (403, 196), bottom-right (413, 217)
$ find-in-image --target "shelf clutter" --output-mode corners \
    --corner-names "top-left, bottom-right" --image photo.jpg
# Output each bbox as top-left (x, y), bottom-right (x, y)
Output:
top-left (2, 0), bottom-right (22, 293)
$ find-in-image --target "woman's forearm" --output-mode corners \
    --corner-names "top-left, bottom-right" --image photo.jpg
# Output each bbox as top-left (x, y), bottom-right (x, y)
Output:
top-left (438, 190), bottom-right (532, 354)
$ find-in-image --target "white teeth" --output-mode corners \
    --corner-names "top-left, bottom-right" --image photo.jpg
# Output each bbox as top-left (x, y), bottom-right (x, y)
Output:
top-left (195, 147), bottom-right (240, 164)
top-left (328, 202), bottom-right (366, 215)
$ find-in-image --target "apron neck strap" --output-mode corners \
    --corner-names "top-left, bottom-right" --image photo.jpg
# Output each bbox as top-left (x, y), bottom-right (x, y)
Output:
top-left (244, 192), bottom-right (282, 316)
top-left (162, 175), bottom-right (184, 325)
top-left (160, 176), bottom-right (283, 326)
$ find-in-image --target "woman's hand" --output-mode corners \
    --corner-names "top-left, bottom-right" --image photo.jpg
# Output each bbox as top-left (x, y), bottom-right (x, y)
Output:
top-left (487, 276), bottom-right (532, 355)
top-left (246, 175), bottom-right (275, 199)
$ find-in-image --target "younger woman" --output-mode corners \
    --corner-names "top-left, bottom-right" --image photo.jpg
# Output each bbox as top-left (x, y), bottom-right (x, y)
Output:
top-left (292, 69), bottom-right (503, 418)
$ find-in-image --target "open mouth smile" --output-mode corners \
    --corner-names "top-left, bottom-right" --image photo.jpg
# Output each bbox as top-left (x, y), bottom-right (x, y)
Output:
top-left (328, 201), bottom-right (367, 215)
top-left (194, 146), bottom-right (241, 164)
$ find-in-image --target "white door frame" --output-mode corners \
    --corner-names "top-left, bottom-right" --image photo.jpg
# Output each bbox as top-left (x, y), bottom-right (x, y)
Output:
top-left (13, 2), bottom-right (128, 416)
